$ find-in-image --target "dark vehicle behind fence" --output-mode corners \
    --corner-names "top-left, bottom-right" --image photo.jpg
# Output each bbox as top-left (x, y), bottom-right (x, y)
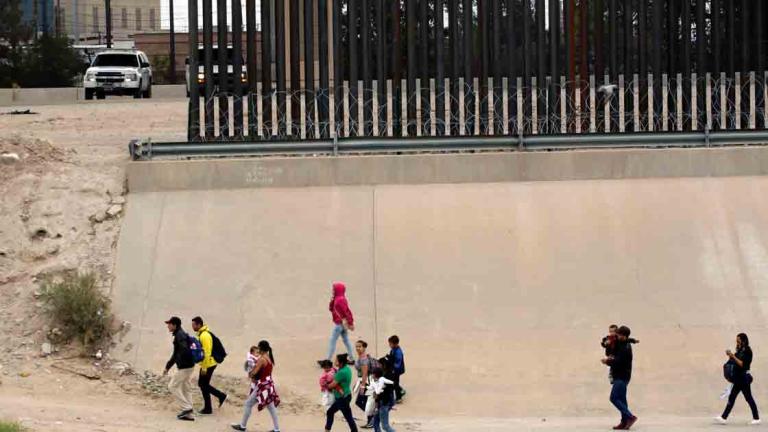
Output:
top-left (185, 46), bottom-right (247, 97)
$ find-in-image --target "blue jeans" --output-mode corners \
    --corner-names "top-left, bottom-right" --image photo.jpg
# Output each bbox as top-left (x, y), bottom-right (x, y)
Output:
top-left (327, 324), bottom-right (355, 361)
top-left (373, 404), bottom-right (395, 432)
top-left (610, 379), bottom-right (634, 421)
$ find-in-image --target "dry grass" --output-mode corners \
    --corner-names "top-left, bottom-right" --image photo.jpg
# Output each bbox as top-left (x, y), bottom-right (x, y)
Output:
top-left (40, 272), bottom-right (113, 349)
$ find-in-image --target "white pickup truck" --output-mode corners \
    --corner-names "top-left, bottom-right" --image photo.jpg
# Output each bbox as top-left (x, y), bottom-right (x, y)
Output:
top-left (83, 50), bottom-right (153, 100)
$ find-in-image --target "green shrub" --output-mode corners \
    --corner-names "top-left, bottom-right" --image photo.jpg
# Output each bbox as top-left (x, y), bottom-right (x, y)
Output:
top-left (0, 420), bottom-right (25, 432)
top-left (41, 272), bottom-right (113, 348)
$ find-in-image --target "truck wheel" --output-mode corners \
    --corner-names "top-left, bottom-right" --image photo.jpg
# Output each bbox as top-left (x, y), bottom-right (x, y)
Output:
top-left (134, 81), bottom-right (142, 99)
top-left (96, 90), bottom-right (106, 100)
top-left (85, 89), bottom-right (94, 100)
top-left (143, 81), bottom-right (152, 99)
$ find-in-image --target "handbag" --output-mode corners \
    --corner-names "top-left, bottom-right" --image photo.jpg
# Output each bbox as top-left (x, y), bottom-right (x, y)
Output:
top-left (723, 361), bottom-right (736, 383)
top-left (364, 392), bottom-right (376, 417)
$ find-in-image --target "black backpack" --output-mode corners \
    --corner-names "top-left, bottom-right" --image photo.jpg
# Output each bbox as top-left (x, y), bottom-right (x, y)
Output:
top-left (366, 356), bottom-right (382, 376)
top-left (208, 331), bottom-right (227, 364)
top-left (724, 360), bottom-right (736, 383)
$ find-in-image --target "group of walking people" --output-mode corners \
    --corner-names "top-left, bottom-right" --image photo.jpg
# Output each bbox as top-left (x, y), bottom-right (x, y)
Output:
top-left (160, 287), bottom-right (761, 432)
top-left (160, 282), bottom-right (404, 432)
top-left (319, 282), bottom-right (406, 432)
top-left (600, 324), bottom-right (761, 430)
top-left (162, 315), bottom-right (281, 431)
top-left (163, 316), bottom-right (229, 421)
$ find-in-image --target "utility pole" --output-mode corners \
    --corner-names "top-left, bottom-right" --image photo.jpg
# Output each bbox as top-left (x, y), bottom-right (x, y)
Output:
top-left (73, 0), bottom-right (79, 43)
top-left (40, 0), bottom-right (49, 35)
top-left (105, 0), bottom-right (112, 48)
top-left (169, 0), bottom-right (177, 83)
top-left (56, 0), bottom-right (61, 36)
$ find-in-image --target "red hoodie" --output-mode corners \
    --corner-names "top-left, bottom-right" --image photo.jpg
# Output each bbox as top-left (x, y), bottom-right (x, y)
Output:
top-left (329, 282), bottom-right (354, 327)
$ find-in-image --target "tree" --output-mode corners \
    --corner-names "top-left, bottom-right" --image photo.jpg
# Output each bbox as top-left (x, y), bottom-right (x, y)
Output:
top-left (0, 0), bottom-right (32, 87)
top-left (0, 0), bottom-right (32, 46)
top-left (0, 0), bottom-right (82, 88)
top-left (19, 34), bottom-right (83, 87)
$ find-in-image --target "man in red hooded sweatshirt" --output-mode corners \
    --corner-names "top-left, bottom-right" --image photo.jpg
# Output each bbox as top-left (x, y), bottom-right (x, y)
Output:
top-left (321, 282), bottom-right (356, 364)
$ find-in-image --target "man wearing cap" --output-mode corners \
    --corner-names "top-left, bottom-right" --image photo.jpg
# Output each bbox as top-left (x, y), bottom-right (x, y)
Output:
top-left (163, 316), bottom-right (196, 421)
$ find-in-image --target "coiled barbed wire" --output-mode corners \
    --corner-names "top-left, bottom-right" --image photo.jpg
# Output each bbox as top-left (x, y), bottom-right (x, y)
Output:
top-left (187, 74), bottom-right (768, 142)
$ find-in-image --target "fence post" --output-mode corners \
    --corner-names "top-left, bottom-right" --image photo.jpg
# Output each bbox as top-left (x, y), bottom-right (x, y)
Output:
top-left (632, 74), bottom-right (640, 132)
top-left (617, 75), bottom-right (624, 132)
top-left (387, 79), bottom-right (394, 137)
top-left (300, 92), bottom-right (307, 139)
top-left (232, 0), bottom-right (244, 139)
top-left (720, 73), bottom-right (727, 130)
top-left (502, 77), bottom-right (509, 135)
top-left (517, 77), bottom-right (524, 135)
top-left (358, 80), bottom-right (365, 137)
top-left (573, 77), bottom-right (581, 134)
top-left (750, 72), bottom-right (756, 129)
top-left (343, 80), bottom-right (350, 137)
top-left (271, 88), bottom-right (278, 136)
top-left (431, 78), bottom-right (437, 137)
top-left (474, 77), bottom-right (481, 136)
top-left (764, 71), bottom-right (768, 129)
top-left (735, 72), bottom-right (742, 130)
top-left (589, 74), bottom-right (596, 133)
top-left (691, 72), bottom-right (698, 131)
top-left (458, 77), bottom-right (465, 136)
top-left (662, 73), bottom-right (668, 132)
top-left (257, 82), bottom-right (263, 137)
top-left (560, 76), bottom-right (567, 133)
top-left (531, 77), bottom-right (538, 135)
top-left (401, 78), bottom-right (408, 137)
top-left (676, 73), bottom-right (683, 132)
top-left (444, 77), bottom-right (451, 136)
top-left (187, 0), bottom-right (200, 141)
top-left (604, 74), bottom-right (611, 133)
top-left (647, 74), bottom-right (654, 132)
top-left (705, 73), bottom-right (712, 132)
top-left (415, 78), bottom-right (422, 137)
top-left (488, 77), bottom-right (494, 136)
top-left (372, 79), bottom-right (379, 137)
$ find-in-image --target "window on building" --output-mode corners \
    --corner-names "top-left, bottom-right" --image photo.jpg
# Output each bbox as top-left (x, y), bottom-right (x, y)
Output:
top-left (92, 6), bottom-right (98, 33)
top-left (149, 9), bottom-right (156, 30)
top-left (135, 8), bottom-right (142, 31)
top-left (121, 8), bottom-right (127, 28)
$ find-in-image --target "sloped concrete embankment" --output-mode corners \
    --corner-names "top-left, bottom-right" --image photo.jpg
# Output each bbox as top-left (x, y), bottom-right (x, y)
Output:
top-left (114, 148), bottom-right (768, 418)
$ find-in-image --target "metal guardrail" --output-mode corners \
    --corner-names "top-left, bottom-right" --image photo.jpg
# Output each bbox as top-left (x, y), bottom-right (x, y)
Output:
top-left (129, 129), bottom-right (768, 160)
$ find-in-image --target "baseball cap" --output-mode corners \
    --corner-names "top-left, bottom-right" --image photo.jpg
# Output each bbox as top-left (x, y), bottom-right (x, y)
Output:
top-left (164, 316), bottom-right (181, 326)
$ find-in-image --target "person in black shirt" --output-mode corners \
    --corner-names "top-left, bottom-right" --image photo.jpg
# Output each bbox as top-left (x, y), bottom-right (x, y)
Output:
top-left (601, 324), bottom-right (639, 384)
top-left (716, 333), bottom-right (761, 425)
top-left (602, 325), bottom-right (638, 430)
top-left (162, 316), bottom-right (196, 421)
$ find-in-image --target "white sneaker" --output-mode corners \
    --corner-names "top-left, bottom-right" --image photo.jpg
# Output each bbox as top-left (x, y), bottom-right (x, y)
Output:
top-left (714, 416), bottom-right (728, 424)
top-left (750, 419), bottom-right (761, 425)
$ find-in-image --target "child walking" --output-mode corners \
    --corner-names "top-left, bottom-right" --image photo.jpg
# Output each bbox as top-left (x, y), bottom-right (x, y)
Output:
top-left (371, 367), bottom-right (396, 432)
top-left (386, 335), bottom-right (406, 403)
